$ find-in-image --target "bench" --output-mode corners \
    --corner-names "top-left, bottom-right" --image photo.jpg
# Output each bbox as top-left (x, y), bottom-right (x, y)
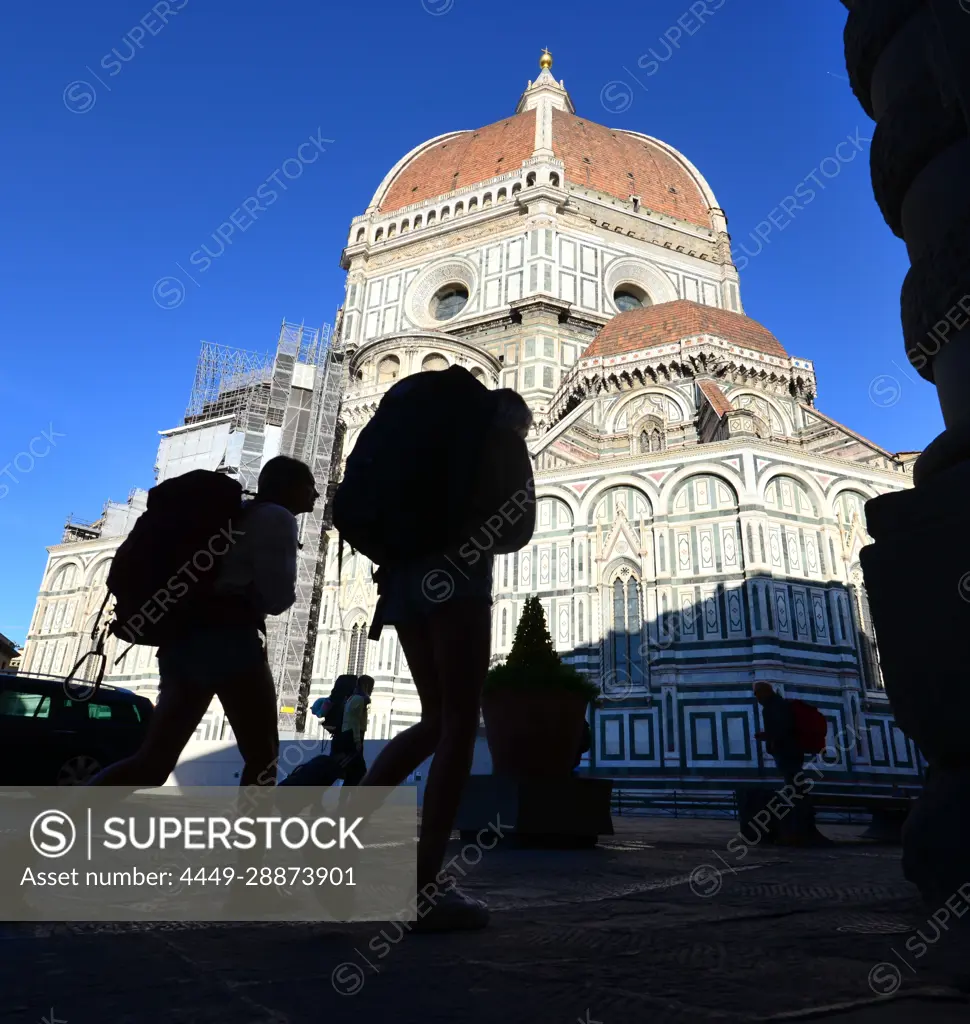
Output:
top-left (809, 791), bottom-right (915, 842)
top-left (735, 784), bottom-right (916, 844)
top-left (612, 789), bottom-right (738, 819)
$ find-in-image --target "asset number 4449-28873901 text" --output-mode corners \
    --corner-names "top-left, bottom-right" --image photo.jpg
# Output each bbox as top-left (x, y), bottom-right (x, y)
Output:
top-left (181, 867), bottom-right (356, 886)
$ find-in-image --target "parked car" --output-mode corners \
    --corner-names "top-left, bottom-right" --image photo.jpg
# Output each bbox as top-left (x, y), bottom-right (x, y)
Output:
top-left (0, 673), bottom-right (153, 785)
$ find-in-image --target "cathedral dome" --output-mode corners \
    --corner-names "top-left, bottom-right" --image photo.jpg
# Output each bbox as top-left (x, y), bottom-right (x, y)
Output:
top-left (368, 54), bottom-right (718, 230)
top-left (584, 299), bottom-right (787, 359)
top-left (376, 114), bottom-right (538, 214)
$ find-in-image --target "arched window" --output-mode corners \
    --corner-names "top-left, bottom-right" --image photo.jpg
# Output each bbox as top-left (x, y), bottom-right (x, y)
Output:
top-left (414, 214), bottom-right (423, 229)
top-left (470, 367), bottom-right (486, 382)
top-left (355, 228), bottom-right (365, 243)
top-left (49, 563), bottom-right (78, 591)
top-left (511, 183), bottom-right (522, 195)
top-left (455, 201), bottom-right (464, 216)
top-left (611, 571), bottom-right (644, 695)
top-left (836, 491), bottom-right (870, 532)
top-left (377, 355), bottom-right (401, 383)
top-left (87, 560), bottom-right (111, 592)
top-left (468, 197), bottom-right (478, 211)
top-left (549, 172), bottom-right (560, 187)
top-left (387, 223), bottom-right (397, 238)
top-left (634, 415), bottom-right (665, 454)
top-left (526, 172), bottom-right (537, 187)
top-left (497, 188), bottom-right (507, 202)
top-left (427, 210), bottom-right (436, 225)
top-left (401, 219), bottom-right (410, 233)
top-left (441, 206), bottom-right (451, 220)
top-left (638, 427), bottom-right (663, 453)
top-left (850, 567), bottom-right (882, 690)
top-left (483, 193), bottom-right (493, 208)
top-left (374, 228), bottom-right (384, 241)
top-left (421, 353), bottom-right (449, 372)
top-left (347, 623), bottom-right (367, 676)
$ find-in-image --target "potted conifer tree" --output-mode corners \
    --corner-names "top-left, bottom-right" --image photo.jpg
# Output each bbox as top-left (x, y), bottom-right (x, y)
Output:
top-left (482, 596), bottom-right (599, 778)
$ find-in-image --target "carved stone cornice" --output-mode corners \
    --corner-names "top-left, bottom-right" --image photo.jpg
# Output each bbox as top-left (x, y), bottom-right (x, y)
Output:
top-left (544, 337), bottom-right (817, 427)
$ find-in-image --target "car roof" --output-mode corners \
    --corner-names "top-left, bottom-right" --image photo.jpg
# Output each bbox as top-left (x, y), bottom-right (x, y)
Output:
top-left (0, 672), bottom-right (149, 701)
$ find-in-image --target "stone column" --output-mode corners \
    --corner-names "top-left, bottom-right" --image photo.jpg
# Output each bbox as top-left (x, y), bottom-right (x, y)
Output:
top-left (842, 0), bottom-right (970, 910)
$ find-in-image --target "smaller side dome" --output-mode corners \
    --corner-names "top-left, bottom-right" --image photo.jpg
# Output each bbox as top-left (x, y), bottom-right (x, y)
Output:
top-left (585, 299), bottom-right (787, 359)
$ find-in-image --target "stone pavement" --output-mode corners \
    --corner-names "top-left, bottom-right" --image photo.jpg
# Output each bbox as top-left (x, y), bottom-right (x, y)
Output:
top-left (4, 818), bottom-right (970, 1024)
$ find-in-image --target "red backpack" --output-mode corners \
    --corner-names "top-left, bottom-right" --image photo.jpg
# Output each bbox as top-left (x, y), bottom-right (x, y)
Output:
top-left (790, 699), bottom-right (828, 754)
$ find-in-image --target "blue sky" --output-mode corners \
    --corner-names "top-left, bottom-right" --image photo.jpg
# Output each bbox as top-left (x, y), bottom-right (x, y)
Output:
top-left (0, 1), bottom-right (940, 645)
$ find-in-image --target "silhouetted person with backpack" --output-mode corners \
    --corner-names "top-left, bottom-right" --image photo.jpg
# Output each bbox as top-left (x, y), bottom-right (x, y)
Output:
top-left (89, 456), bottom-right (318, 788)
top-left (279, 674), bottom-right (373, 788)
top-left (754, 683), bottom-right (802, 789)
top-left (333, 368), bottom-right (536, 931)
top-left (332, 674), bottom-right (374, 786)
top-left (754, 682), bottom-right (825, 839)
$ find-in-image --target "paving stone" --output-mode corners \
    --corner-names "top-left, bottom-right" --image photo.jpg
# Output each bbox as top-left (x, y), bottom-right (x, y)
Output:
top-left (3, 819), bottom-right (970, 1024)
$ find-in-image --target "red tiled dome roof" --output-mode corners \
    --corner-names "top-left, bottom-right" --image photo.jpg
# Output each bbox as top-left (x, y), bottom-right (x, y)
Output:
top-left (380, 113), bottom-right (538, 212)
top-left (585, 300), bottom-right (787, 359)
top-left (550, 111), bottom-right (711, 228)
top-left (377, 111), bottom-right (713, 228)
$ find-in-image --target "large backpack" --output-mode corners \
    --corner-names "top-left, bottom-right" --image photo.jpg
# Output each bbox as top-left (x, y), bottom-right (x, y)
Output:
top-left (332, 366), bottom-right (499, 566)
top-left (790, 699), bottom-right (828, 755)
top-left (106, 470), bottom-right (247, 647)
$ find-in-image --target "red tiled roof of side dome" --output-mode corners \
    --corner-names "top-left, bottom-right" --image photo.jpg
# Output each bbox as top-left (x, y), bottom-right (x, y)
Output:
top-left (584, 300), bottom-right (788, 359)
top-left (550, 111), bottom-right (712, 229)
top-left (379, 112), bottom-right (537, 212)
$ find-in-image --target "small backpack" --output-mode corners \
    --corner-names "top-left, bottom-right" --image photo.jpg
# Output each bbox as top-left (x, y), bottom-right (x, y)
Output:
top-left (106, 470), bottom-right (247, 647)
top-left (790, 699), bottom-right (828, 755)
top-left (322, 676), bottom-right (357, 736)
top-left (332, 366), bottom-right (498, 567)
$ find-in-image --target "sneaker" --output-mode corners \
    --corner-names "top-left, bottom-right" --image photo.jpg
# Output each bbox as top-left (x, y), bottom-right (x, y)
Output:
top-left (409, 885), bottom-right (489, 933)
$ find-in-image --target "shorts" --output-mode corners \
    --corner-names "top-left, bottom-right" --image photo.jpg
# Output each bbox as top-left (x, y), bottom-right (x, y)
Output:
top-left (373, 553), bottom-right (493, 633)
top-left (156, 624), bottom-right (268, 691)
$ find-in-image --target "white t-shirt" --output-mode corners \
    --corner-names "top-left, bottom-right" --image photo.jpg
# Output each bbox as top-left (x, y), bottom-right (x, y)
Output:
top-left (213, 500), bottom-right (299, 617)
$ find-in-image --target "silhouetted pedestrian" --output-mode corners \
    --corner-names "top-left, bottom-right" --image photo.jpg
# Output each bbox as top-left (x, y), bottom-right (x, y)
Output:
top-left (334, 369), bottom-right (536, 931)
top-left (754, 683), bottom-right (803, 787)
top-left (754, 682), bottom-right (816, 837)
top-left (89, 456), bottom-right (317, 788)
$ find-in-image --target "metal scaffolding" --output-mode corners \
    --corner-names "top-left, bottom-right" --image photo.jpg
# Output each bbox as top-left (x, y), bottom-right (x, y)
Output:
top-left (185, 344), bottom-right (275, 423)
top-left (182, 321), bottom-right (344, 734)
top-left (264, 322), bottom-right (345, 734)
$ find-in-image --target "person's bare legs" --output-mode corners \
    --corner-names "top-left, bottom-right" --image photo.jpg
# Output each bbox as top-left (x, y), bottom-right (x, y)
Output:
top-left (360, 619), bottom-right (443, 788)
top-left (216, 658), bottom-right (279, 786)
top-left (415, 600), bottom-right (491, 889)
top-left (359, 604), bottom-right (490, 885)
top-left (87, 681), bottom-right (212, 787)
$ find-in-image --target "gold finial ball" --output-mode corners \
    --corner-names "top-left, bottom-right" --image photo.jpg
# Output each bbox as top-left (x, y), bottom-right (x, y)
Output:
top-left (539, 49), bottom-right (553, 71)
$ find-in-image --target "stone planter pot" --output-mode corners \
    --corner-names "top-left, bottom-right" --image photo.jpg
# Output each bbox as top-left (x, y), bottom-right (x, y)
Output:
top-left (482, 688), bottom-right (589, 778)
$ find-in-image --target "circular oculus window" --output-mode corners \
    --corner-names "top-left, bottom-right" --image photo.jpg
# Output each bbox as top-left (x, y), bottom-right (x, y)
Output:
top-left (614, 285), bottom-right (649, 312)
top-left (431, 284), bottom-right (469, 321)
